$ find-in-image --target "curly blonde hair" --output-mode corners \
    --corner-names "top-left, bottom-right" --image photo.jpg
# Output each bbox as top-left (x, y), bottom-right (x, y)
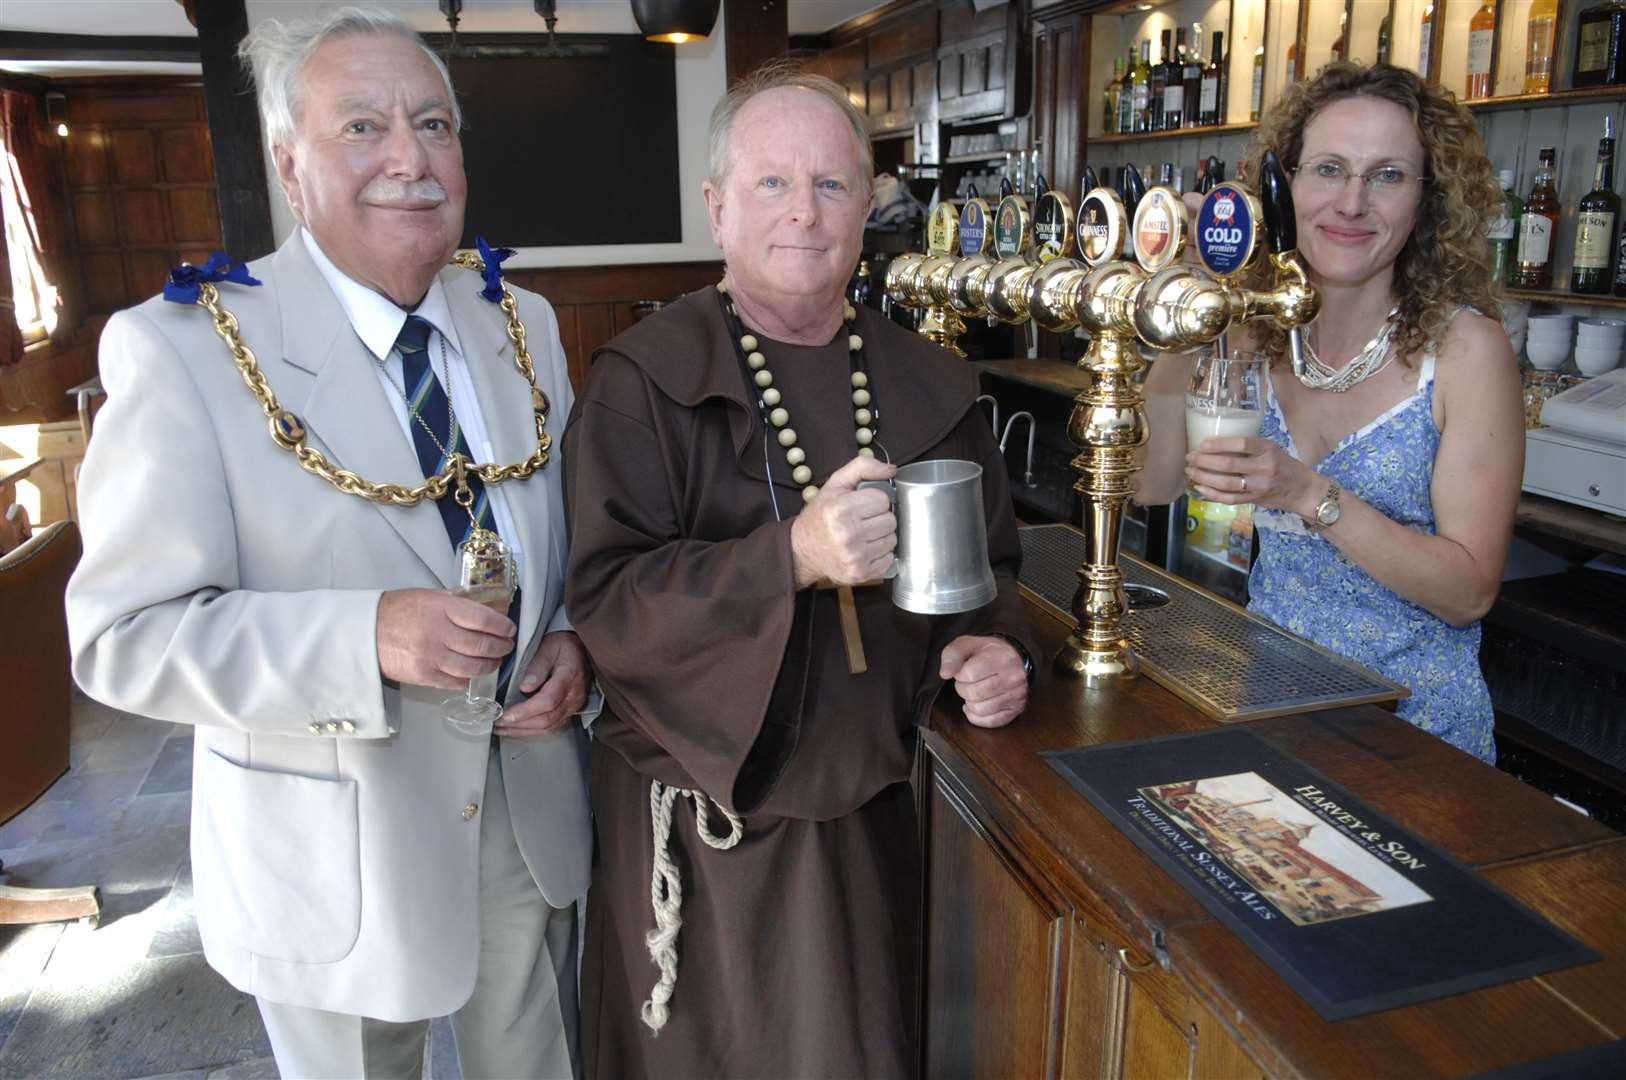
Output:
top-left (1243, 62), bottom-right (1502, 366)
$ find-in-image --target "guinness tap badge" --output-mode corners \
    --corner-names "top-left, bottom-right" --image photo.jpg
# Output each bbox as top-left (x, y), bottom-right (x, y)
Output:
top-left (959, 198), bottom-right (990, 257)
top-left (1194, 181), bottom-right (1264, 280)
top-left (993, 194), bottom-right (1031, 260)
top-left (1032, 191), bottom-right (1075, 264)
top-left (1132, 186), bottom-right (1188, 272)
top-left (1077, 188), bottom-right (1127, 268)
top-left (928, 202), bottom-right (961, 256)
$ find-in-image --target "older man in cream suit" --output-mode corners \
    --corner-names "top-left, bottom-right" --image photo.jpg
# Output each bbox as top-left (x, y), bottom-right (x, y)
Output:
top-left (66, 8), bottom-right (590, 1078)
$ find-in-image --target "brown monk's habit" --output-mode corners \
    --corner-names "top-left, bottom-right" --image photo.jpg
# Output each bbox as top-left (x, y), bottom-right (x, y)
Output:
top-left (563, 288), bottom-right (1035, 1079)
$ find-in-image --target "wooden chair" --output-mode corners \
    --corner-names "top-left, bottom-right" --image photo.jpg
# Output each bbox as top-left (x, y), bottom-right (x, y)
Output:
top-left (0, 519), bottom-right (99, 926)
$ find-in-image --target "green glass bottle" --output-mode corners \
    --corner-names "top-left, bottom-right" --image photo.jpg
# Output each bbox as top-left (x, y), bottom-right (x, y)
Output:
top-left (1487, 169), bottom-right (1521, 286)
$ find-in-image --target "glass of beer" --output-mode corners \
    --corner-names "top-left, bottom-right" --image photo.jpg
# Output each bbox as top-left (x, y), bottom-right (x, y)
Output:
top-left (1185, 349), bottom-right (1265, 494)
top-left (443, 528), bottom-right (516, 736)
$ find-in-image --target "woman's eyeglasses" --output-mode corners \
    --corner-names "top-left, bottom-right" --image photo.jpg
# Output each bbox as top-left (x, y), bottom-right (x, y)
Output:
top-left (1291, 160), bottom-right (1427, 199)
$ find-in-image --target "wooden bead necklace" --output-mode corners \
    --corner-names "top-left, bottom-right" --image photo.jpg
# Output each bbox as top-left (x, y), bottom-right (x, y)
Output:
top-left (717, 283), bottom-right (880, 503)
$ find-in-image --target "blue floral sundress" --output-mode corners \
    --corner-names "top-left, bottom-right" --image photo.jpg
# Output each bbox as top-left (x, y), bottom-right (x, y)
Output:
top-left (1249, 340), bottom-right (1497, 763)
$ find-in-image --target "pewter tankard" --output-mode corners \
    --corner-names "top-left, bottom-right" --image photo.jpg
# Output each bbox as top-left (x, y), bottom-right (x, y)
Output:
top-left (864, 459), bottom-right (997, 615)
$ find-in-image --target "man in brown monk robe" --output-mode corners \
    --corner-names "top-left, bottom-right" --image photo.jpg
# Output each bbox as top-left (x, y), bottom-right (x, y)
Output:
top-left (563, 62), bottom-right (1036, 1078)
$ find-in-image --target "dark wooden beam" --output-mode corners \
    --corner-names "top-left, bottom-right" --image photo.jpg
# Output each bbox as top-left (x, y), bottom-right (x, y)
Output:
top-left (0, 70), bottom-right (49, 96)
top-left (194, 0), bottom-right (274, 260)
top-left (724, 0), bottom-right (789, 83)
top-left (0, 32), bottom-right (199, 63)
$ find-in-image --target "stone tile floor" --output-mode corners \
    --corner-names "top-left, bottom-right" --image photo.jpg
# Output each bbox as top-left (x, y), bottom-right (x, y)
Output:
top-left (0, 696), bottom-right (460, 1079)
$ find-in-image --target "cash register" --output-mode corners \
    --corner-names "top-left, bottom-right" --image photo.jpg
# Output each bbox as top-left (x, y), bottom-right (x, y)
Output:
top-left (1523, 368), bottom-right (1626, 516)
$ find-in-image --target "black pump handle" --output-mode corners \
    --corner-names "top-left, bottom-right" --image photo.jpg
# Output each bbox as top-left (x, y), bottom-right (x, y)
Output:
top-left (1122, 164), bottom-right (1146, 217)
top-left (1000, 176), bottom-right (1013, 198)
top-left (1080, 166), bottom-right (1099, 200)
top-left (1259, 149), bottom-right (1297, 254)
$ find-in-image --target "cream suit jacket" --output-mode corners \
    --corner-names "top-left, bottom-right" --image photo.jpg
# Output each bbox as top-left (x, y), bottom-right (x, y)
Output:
top-left (65, 234), bottom-right (590, 1022)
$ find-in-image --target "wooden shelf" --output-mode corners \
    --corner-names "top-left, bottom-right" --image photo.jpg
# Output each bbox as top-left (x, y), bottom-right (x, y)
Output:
top-left (1505, 288), bottom-right (1626, 309)
top-left (1516, 493), bottom-right (1626, 557)
top-left (1090, 120), bottom-right (1256, 146)
top-left (1463, 85), bottom-right (1626, 115)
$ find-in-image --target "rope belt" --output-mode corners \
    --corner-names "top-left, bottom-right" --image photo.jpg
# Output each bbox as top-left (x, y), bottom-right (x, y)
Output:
top-left (643, 779), bottom-right (744, 1035)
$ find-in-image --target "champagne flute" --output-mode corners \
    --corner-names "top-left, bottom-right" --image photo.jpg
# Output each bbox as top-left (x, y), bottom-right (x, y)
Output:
top-left (443, 527), bottom-right (516, 736)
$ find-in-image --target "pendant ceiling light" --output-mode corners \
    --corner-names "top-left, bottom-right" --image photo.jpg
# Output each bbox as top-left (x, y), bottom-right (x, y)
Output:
top-left (631, 0), bottom-right (721, 43)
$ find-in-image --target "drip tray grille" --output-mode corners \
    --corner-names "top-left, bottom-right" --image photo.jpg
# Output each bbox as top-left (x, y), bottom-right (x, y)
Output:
top-left (1019, 524), bottom-right (1407, 722)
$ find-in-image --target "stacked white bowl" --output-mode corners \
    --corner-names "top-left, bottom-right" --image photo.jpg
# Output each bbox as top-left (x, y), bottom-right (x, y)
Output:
top-left (1574, 318), bottom-right (1625, 376)
top-left (1525, 313), bottom-right (1574, 371)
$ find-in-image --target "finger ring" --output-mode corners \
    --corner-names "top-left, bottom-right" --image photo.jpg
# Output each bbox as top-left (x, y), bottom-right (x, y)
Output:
top-left (1240, 477), bottom-right (1248, 494)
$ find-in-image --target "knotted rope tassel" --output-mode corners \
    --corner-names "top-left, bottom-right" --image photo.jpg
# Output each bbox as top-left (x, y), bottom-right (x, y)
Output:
top-left (643, 779), bottom-right (744, 1035)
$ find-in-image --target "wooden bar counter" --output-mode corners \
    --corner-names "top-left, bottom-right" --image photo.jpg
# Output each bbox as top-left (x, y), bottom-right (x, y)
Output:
top-left (919, 594), bottom-right (1625, 1078)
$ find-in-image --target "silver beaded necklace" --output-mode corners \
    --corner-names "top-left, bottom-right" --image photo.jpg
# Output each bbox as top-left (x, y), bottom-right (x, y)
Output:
top-left (1301, 306), bottom-right (1402, 393)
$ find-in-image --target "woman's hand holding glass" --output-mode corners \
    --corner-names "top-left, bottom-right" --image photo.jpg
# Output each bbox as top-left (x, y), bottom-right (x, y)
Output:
top-left (1184, 350), bottom-right (1264, 494)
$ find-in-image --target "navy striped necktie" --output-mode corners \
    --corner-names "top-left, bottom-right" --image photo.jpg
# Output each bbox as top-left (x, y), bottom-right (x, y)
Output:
top-left (396, 314), bottom-right (521, 696)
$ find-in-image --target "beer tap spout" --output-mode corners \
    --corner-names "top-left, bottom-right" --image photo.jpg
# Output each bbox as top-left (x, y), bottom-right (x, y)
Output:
top-left (999, 411), bottom-right (1037, 487)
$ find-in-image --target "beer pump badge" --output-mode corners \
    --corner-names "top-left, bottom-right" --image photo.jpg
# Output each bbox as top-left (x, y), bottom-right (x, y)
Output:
top-left (1032, 192), bottom-right (1074, 264)
top-left (993, 195), bottom-right (1030, 260)
top-left (959, 198), bottom-right (989, 257)
top-left (1133, 187), bottom-right (1186, 272)
top-left (928, 202), bottom-right (960, 256)
top-left (1077, 190), bottom-right (1124, 267)
top-left (1196, 182), bottom-right (1260, 279)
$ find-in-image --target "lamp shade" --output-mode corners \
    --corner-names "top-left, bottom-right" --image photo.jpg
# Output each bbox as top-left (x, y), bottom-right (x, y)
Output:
top-left (630, 0), bottom-right (720, 43)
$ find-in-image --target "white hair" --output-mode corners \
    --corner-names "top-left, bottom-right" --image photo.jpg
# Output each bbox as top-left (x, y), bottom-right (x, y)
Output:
top-left (709, 59), bottom-right (874, 197)
top-left (237, 6), bottom-right (461, 153)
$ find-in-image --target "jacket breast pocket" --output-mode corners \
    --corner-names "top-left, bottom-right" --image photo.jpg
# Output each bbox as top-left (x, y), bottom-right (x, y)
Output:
top-left (194, 750), bottom-right (362, 964)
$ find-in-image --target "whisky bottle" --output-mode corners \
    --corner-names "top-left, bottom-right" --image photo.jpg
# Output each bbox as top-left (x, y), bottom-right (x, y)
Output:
top-left (1514, 147), bottom-right (1560, 289)
top-left (1182, 24), bottom-right (1204, 129)
top-left (1151, 29), bottom-right (1172, 131)
top-left (1164, 28), bottom-right (1188, 130)
top-left (1487, 170), bottom-right (1521, 287)
top-left (1105, 56), bottom-right (1124, 134)
top-left (1574, 0), bottom-right (1626, 87)
top-left (1377, 13), bottom-right (1392, 65)
top-left (1286, 37), bottom-right (1299, 84)
top-left (1132, 39), bottom-right (1152, 133)
top-left (1119, 46), bottom-right (1136, 134)
top-left (1466, 0), bottom-right (1496, 99)
top-left (1200, 30), bottom-right (1225, 126)
top-left (1250, 46), bottom-right (1265, 120)
top-left (1419, 4), bottom-right (1435, 82)
top-left (1573, 119), bottom-right (1620, 294)
top-left (1331, 10), bottom-right (1348, 63)
top-left (1525, 0), bottom-right (1558, 93)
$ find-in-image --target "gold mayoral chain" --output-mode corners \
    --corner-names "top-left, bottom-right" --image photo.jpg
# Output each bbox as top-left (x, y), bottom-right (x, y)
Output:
top-left (194, 250), bottom-right (551, 513)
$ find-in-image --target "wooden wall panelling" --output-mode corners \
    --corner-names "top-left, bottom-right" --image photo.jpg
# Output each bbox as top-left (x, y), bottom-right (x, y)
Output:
top-left (195, 0), bottom-right (275, 260)
top-left (723, 0), bottom-right (789, 84)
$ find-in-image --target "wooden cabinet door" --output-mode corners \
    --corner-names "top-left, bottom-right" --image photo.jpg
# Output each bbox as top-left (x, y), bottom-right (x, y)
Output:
top-left (923, 760), bottom-right (1067, 1077)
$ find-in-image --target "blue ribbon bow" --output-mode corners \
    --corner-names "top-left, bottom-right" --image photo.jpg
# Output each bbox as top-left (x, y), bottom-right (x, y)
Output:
top-left (163, 252), bottom-right (262, 305)
top-left (475, 236), bottom-right (516, 303)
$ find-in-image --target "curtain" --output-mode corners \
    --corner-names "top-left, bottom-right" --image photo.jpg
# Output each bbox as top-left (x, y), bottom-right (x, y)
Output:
top-left (0, 90), bottom-right (63, 363)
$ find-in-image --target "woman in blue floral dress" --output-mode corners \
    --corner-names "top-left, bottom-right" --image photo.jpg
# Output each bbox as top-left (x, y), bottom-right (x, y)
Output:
top-left (1139, 63), bottom-right (1524, 763)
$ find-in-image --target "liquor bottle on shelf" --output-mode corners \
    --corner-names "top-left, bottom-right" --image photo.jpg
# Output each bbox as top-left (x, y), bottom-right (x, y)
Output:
top-left (1182, 24), bottom-right (1204, 128)
top-left (1105, 56), bottom-right (1124, 134)
top-left (1525, 0), bottom-right (1558, 93)
top-left (1419, 4), bottom-right (1435, 82)
top-left (1514, 147), bottom-right (1560, 290)
top-left (1250, 46), bottom-right (1265, 120)
top-left (1572, 119), bottom-right (1620, 294)
top-left (1286, 37), bottom-right (1299, 85)
top-left (1201, 30), bottom-right (1225, 126)
top-left (1574, 1), bottom-right (1626, 87)
top-left (1119, 46), bottom-right (1136, 134)
top-left (1487, 170), bottom-right (1521, 287)
top-left (1159, 161), bottom-right (1174, 187)
top-left (1164, 28), bottom-right (1188, 130)
top-left (1331, 10), bottom-right (1348, 63)
top-left (1377, 12), bottom-right (1392, 65)
top-left (1466, 0), bottom-right (1495, 99)
top-left (1133, 39), bottom-right (1153, 133)
top-left (1151, 29), bottom-right (1172, 132)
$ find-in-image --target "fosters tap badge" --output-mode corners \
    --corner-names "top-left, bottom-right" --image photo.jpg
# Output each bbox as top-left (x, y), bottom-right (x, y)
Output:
top-left (959, 198), bottom-right (990, 257)
top-left (1195, 182), bottom-right (1263, 279)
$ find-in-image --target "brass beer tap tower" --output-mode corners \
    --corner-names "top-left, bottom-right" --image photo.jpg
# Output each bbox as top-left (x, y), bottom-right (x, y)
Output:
top-left (888, 150), bottom-right (1319, 688)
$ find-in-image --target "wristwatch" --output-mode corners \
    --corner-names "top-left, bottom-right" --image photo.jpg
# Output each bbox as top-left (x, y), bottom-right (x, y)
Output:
top-left (993, 634), bottom-right (1037, 686)
top-left (1304, 478), bottom-right (1342, 533)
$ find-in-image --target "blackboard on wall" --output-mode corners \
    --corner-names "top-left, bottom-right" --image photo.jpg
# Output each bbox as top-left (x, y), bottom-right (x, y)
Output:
top-left (429, 35), bottom-right (683, 249)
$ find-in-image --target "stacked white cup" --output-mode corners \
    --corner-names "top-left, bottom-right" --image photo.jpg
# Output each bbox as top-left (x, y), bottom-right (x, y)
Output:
top-left (1525, 313), bottom-right (1574, 371)
top-left (1574, 318), bottom-right (1625, 376)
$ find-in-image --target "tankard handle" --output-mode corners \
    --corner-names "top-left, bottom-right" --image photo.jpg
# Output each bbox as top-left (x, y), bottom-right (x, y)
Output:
top-left (856, 479), bottom-right (900, 580)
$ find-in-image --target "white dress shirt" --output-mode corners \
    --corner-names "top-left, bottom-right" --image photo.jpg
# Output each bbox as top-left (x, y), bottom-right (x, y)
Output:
top-left (301, 229), bottom-right (522, 561)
